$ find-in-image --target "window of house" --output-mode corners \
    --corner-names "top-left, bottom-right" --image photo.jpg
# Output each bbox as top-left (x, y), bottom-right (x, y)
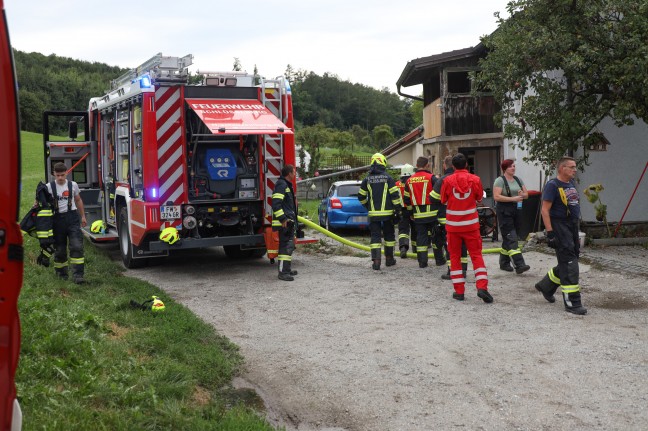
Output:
top-left (447, 71), bottom-right (471, 94)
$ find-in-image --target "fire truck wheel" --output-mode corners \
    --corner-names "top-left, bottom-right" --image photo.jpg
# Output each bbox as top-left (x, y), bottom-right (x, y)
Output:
top-left (118, 207), bottom-right (148, 269)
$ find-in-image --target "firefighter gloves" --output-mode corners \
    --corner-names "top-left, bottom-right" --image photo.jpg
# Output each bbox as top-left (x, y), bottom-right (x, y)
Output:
top-left (546, 231), bottom-right (557, 249)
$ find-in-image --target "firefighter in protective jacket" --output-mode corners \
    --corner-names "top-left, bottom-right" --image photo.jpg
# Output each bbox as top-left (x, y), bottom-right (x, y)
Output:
top-left (19, 181), bottom-right (56, 266)
top-left (404, 156), bottom-right (446, 269)
top-left (358, 153), bottom-right (402, 270)
top-left (272, 164), bottom-right (298, 281)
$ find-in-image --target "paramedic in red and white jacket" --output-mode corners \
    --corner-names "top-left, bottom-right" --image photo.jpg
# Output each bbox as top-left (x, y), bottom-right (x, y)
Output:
top-left (440, 153), bottom-right (493, 303)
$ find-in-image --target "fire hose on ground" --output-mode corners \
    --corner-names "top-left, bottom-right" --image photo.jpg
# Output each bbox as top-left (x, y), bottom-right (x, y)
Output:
top-left (297, 216), bottom-right (504, 257)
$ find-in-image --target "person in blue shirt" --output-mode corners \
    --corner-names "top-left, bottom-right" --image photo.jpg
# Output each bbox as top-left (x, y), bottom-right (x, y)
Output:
top-left (535, 157), bottom-right (587, 315)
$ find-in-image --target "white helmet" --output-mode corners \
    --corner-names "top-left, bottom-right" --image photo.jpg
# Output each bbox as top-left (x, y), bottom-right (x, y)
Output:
top-left (400, 164), bottom-right (415, 177)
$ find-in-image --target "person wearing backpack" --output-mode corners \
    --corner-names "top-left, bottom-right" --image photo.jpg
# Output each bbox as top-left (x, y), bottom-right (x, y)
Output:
top-left (47, 162), bottom-right (87, 284)
top-left (493, 159), bottom-right (531, 274)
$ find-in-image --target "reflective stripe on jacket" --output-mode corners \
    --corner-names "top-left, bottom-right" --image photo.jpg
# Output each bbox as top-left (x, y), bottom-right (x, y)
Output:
top-left (358, 165), bottom-right (401, 220)
top-left (440, 169), bottom-right (483, 232)
top-left (404, 170), bottom-right (438, 221)
top-left (271, 177), bottom-right (297, 230)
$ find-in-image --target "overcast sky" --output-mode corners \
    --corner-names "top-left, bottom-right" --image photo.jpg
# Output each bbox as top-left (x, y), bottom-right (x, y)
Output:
top-left (6, 0), bottom-right (510, 93)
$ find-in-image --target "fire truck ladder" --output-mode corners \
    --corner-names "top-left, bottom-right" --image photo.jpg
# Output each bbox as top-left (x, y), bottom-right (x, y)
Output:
top-left (110, 53), bottom-right (194, 91)
top-left (260, 77), bottom-right (287, 225)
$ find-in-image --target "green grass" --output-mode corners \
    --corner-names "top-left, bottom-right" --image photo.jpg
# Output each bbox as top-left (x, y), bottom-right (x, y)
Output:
top-left (17, 132), bottom-right (278, 430)
top-left (298, 199), bottom-right (321, 222)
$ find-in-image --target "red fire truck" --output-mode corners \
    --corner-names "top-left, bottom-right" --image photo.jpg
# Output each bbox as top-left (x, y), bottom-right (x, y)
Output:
top-left (0, 1), bottom-right (24, 429)
top-left (44, 54), bottom-right (311, 268)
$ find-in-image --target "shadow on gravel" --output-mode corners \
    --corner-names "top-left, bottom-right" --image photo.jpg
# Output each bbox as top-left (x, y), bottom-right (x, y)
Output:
top-left (592, 296), bottom-right (648, 310)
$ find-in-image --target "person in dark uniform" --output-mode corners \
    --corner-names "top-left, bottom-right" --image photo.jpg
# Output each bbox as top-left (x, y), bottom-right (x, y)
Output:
top-left (534, 157), bottom-right (587, 315)
top-left (47, 162), bottom-right (87, 284)
top-left (395, 163), bottom-right (415, 258)
top-left (358, 153), bottom-right (402, 270)
top-left (272, 164), bottom-right (298, 281)
top-left (404, 156), bottom-right (445, 268)
top-left (493, 159), bottom-right (531, 274)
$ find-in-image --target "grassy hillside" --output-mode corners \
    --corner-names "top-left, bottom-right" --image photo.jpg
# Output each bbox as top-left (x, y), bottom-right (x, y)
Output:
top-left (17, 132), bottom-right (277, 430)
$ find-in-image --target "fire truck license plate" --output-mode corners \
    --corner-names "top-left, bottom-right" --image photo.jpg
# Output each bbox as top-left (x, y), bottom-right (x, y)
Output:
top-left (160, 205), bottom-right (181, 220)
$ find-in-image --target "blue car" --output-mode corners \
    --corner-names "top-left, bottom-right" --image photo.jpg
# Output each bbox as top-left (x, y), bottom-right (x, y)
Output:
top-left (318, 180), bottom-right (368, 231)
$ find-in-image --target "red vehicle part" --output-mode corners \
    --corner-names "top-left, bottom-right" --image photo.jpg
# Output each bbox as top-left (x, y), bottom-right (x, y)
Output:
top-left (0, 1), bottom-right (24, 430)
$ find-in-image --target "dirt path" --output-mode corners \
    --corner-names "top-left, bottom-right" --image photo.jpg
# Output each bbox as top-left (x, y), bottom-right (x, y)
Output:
top-left (127, 243), bottom-right (648, 431)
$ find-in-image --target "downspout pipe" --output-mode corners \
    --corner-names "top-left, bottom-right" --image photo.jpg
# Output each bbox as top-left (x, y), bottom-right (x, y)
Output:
top-left (397, 83), bottom-right (423, 102)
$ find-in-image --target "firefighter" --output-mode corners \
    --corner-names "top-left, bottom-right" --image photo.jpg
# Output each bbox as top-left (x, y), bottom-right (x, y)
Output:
top-left (47, 162), bottom-right (87, 284)
top-left (534, 156), bottom-right (587, 315)
top-left (20, 181), bottom-right (56, 267)
top-left (358, 153), bottom-right (402, 270)
top-left (431, 155), bottom-right (468, 280)
top-left (404, 156), bottom-right (445, 268)
top-left (493, 159), bottom-right (531, 274)
top-left (272, 164), bottom-right (299, 281)
top-left (396, 164), bottom-right (416, 258)
top-left (440, 153), bottom-right (492, 303)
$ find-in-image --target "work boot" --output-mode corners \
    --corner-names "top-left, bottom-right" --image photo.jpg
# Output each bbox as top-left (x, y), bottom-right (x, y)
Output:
top-left (452, 292), bottom-right (465, 301)
top-left (563, 292), bottom-right (587, 315)
top-left (535, 274), bottom-right (559, 303)
top-left (399, 246), bottom-right (408, 259)
top-left (72, 274), bottom-right (85, 285)
top-left (512, 253), bottom-right (530, 274)
top-left (417, 251), bottom-right (428, 268)
top-left (372, 259), bottom-right (381, 270)
top-left (56, 270), bottom-right (69, 281)
top-left (515, 264), bottom-right (531, 274)
top-left (499, 253), bottom-right (514, 272)
top-left (385, 257), bottom-right (396, 267)
top-left (441, 268), bottom-right (451, 280)
top-left (433, 248), bottom-right (446, 266)
top-left (278, 272), bottom-right (294, 281)
top-left (289, 270), bottom-right (298, 276)
top-left (477, 289), bottom-right (494, 303)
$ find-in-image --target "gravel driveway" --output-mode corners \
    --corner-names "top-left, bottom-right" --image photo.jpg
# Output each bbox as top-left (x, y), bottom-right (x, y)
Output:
top-left (126, 242), bottom-right (648, 431)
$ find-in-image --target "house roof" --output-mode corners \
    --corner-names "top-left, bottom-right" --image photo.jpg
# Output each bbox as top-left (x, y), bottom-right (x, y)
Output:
top-left (396, 43), bottom-right (487, 89)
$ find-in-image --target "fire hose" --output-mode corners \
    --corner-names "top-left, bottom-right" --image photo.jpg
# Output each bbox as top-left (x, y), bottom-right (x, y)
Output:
top-left (297, 216), bottom-right (503, 256)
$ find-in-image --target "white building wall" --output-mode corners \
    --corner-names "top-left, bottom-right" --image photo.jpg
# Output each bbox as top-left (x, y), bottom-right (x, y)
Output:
top-left (575, 118), bottom-right (648, 223)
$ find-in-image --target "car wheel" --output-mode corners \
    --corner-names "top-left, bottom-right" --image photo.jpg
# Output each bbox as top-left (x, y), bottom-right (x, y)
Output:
top-left (325, 214), bottom-right (335, 233)
top-left (319, 210), bottom-right (326, 227)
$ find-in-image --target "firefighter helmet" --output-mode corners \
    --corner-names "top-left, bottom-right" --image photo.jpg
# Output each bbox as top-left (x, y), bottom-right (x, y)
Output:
top-left (160, 226), bottom-right (179, 245)
top-left (90, 220), bottom-right (106, 234)
top-left (371, 153), bottom-right (387, 166)
top-left (400, 164), bottom-right (415, 177)
top-left (151, 296), bottom-right (166, 312)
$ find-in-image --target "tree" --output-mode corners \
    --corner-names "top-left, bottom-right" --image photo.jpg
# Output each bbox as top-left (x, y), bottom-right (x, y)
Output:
top-left (233, 57), bottom-right (242, 71)
top-left (475, 0), bottom-right (648, 171)
top-left (372, 124), bottom-right (394, 150)
top-left (296, 124), bottom-right (328, 176)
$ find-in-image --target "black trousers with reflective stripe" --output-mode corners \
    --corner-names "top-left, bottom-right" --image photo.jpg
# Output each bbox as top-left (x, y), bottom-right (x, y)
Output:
top-left (53, 211), bottom-right (84, 276)
top-left (278, 223), bottom-right (295, 274)
top-left (552, 218), bottom-right (580, 288)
